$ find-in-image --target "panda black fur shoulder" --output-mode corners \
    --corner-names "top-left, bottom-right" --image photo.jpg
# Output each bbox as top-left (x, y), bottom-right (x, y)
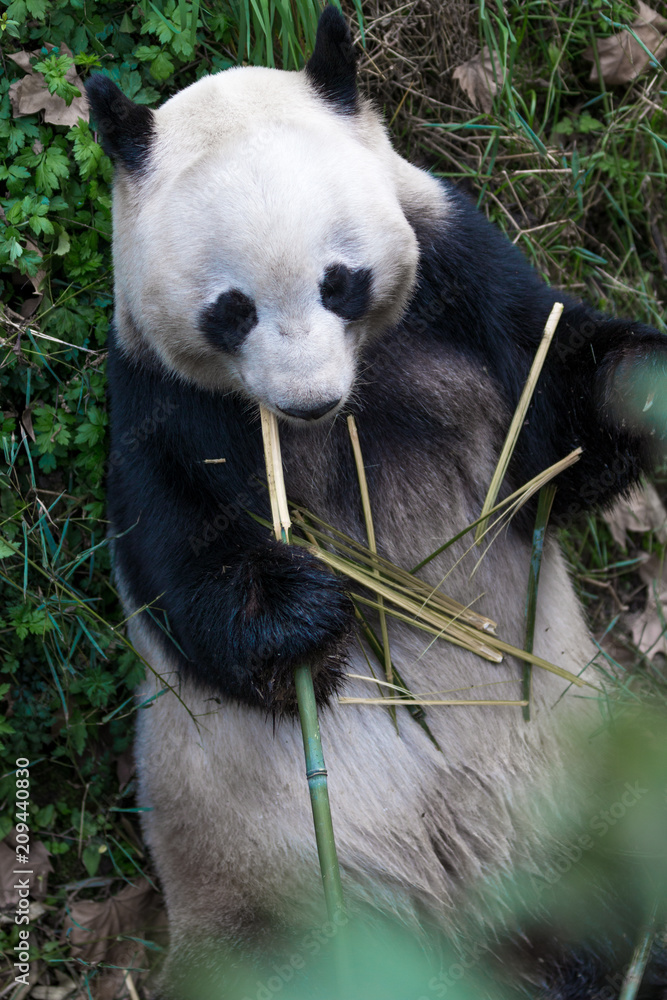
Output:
top-left (86, 7), bottom-right (667, 998)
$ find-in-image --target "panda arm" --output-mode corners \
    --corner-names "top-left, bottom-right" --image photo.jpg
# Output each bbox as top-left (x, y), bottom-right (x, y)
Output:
top-left (107, 353), bottom-right (353, 713)
top-left (167, 525), bottom-right (353, 712)
top-left (421, 189), bottom-right (667, 520)
top-left (511, 302), bottom-right (667, 522)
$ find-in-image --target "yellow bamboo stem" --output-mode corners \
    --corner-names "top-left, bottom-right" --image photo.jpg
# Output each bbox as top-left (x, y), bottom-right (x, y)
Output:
top-left (475, 301), bottom-right (564, 544)
top-left (260, 406), bottom-right (291, 541)
top-left (347, 414), bottom-right (393, 686)
top-left (339, 697), bottom-right (529, 706)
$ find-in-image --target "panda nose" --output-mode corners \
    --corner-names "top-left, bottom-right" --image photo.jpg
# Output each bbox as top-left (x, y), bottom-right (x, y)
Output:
top-left (280, 399), bottom-right (341, 421)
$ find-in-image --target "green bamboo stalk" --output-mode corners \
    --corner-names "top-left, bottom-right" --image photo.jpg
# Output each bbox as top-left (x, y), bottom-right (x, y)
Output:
top-left (294, 662), bottom-right (346, 923)
top-left (259, 406), bottom-right (347, 928)
top-left (522, 484), bottom-right (556, 721)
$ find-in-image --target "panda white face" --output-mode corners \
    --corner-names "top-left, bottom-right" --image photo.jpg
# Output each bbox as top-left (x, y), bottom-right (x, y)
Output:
top-left (96, 55), bottom-right (447, 421)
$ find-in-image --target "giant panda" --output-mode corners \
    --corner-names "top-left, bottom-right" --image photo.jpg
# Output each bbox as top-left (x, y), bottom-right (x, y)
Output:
top-left (86, 6), bottom-right (667, 999)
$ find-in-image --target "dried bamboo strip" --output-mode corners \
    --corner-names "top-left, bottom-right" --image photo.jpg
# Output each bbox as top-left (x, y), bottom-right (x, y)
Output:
top-left (475, 301), bottom-right (564, 544)
top-left (347, 414), bottom-right (393, 687)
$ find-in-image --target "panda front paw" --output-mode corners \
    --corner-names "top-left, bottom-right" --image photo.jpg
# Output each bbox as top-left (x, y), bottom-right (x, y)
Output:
top-left (530, 311), bottom-right (667, 522)
top-left (223, 542), bottom-right (355, 713)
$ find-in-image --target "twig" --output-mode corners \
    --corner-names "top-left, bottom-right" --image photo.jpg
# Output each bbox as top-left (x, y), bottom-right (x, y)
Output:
top-left (579, 576), bottom-right (628, 612)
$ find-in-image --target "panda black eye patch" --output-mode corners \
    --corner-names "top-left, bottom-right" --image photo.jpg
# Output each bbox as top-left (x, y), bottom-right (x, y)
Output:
top-left (320, 264), bottom-right (372, 320)
top-left (199, 289), bottom-right (258, 353)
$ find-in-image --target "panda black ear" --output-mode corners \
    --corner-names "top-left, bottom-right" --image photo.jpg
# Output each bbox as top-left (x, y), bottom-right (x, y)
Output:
top-left (305, 5), bottom-right (357, 114)
top-left (85, 74), bottom-right (155, 172)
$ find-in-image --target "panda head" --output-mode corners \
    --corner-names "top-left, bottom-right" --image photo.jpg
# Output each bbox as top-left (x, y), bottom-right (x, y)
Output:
top-left (87, 6), bottom-right (447, 422)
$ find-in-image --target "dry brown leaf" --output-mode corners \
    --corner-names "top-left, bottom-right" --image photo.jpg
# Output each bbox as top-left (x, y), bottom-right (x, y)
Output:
top-left (597, 632), bottom-right (637, 672)
top-left (452, 46), bottom-right (505, 114)
top-left (63, 880), bottom-right (162, 1000)
top-left (629, 553), bottom-right (667, 658)
top-left (637, 0), bottom-right (667, 33)
top-left (90, 942), bottom-right (147, 1000)
top-left (0, 832), bottom-right (53, 907)
top-left (28, 972), bottom-right (77, 1000)
top-left (63, 879), bottom-right (158, 965)
top-left (29, 900), bottom-right (48, 921)
top-left (115, 747), bottom-right (135, 790)
top-left (603, 483), bottom-right (667, 548)
top-left (21, 405), bottom-right (35, 442)
top-left (8, 43), bottom-right (88, 128)
top-left (18, 237), bottom-right (47, 318)
top-left (19, 295), bottom-right (42, 319)
top-left (584, 2), bottom-right (667, 86)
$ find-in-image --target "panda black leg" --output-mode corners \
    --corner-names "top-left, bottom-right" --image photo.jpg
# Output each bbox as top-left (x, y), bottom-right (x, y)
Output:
top-left (542, 956), bottom-right (667, 1000)
top-left (528, 940), bottom-right (667, 1000)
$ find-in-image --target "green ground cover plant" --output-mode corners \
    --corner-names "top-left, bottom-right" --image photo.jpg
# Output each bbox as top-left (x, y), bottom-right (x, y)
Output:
top-left (0, 1), bottom-right (665, 996)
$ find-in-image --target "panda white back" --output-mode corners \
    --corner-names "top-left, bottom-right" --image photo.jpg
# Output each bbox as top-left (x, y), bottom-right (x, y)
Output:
top-left (87, 5), bottom-right (667, 997)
